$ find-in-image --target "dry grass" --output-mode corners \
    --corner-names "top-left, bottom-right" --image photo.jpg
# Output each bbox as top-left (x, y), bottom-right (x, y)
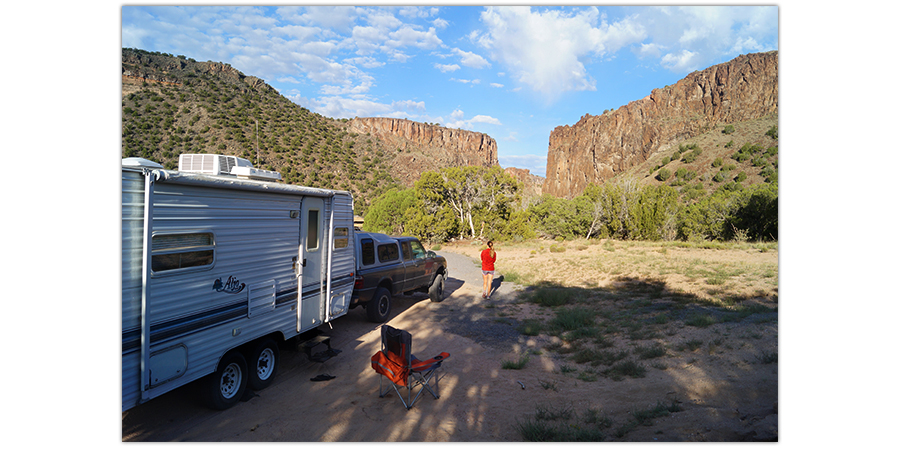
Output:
top-left (446, 238), bottom-right (778, 309)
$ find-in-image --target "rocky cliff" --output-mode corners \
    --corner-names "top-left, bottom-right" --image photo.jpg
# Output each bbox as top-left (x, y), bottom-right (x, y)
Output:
top-left (504, 167), bottom-right (544, 203)
top-left (347, 117), bottom-right (498, 185)
top-left (122, 48), bottom-right (274, 95)
top-left (543, 51), bottom-right (778, 198)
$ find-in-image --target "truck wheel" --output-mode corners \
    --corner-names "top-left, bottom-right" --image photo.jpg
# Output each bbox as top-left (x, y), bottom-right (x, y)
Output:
top-left (429, 273), bottom-right (445, 303)
top-left (367, 287), bottom-right (392, 323)
top-left (201, 351), bottom-right (248, 410)
top-left (248, 339), bottom-right (279, 391)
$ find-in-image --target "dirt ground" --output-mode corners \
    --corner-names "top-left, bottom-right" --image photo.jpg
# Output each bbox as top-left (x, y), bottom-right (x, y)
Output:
top-left (122, 242), bottom-right (777, 442)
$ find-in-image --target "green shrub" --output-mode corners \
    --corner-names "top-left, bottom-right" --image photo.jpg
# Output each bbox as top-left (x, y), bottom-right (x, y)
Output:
top-left (722, 124), bottom-right (735, 134)
top-left (712, 171), bottom-right (728, 183)
top-left (765, 125), bottom-right (778, 139)
top-left (550, 307), bottom-right (595, 332)
top-left (712, 157), bottom-right (723, 168)
top-left (657, 168), bottom-right (671, 181)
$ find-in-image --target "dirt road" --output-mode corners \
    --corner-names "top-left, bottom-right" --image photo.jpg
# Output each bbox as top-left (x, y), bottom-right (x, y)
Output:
top-left (122, 250), bottom-right (777, 441)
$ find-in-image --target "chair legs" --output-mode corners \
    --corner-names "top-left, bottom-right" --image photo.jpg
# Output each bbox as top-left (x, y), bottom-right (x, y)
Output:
top-left (379, 367), bottom-right (442, 410)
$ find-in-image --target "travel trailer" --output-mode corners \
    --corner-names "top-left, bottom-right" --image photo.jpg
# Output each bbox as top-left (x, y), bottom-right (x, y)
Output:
top-left (121, 154), bottom-right (355, 411)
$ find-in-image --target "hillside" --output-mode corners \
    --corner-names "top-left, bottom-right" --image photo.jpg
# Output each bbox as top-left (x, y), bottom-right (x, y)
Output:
top-left (121, 48), bottom-right (497, 214)
top-left (619, 114), bottom-right (778, 202)
top-left (544, 51), bottom-right (778, 198)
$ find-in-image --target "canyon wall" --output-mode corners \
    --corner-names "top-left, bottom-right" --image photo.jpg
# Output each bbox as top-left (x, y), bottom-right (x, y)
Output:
top-left (543, 51), bottom-right (778, 198)
top-left (347, 117), bottom-right (498, 185)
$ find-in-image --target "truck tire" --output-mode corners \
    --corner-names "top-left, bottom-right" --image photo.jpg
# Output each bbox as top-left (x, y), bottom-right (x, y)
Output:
top-left (367, 287), bottom-right (392, 323)
top-left (201, 351), bottom-right (248, 410)
top-left (248, 339), bottom-right (279, 391)
top-left (428, 273), bottom-right (445, 303)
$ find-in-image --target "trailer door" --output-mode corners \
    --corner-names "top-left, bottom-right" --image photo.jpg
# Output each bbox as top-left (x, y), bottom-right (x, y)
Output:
top-left (297, 196), bottom-right (325, 331)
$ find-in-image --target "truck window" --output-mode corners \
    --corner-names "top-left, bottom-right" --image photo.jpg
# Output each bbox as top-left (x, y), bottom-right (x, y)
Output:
top-left (409, 240), bottom-right (426, 259)
top-left (151, 232), bottom-right (215, 274)
top-left (361, 238), bottom-right (375, 266)
top-left (333, 227), bottom-right (349, 249)
top-left (377, 244), bottom-right (400, 263)
top-left (401, 241), bottom-right (412, 261)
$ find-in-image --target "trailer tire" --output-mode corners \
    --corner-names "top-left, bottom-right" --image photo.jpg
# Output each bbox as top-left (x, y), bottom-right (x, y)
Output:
top-left (248, 339), bottom-right (279, 391)
top-left (201, 351), bottom-right (248, 411)
top-left (429, 273), bottom-right (445, 303)
top-left (367, 287), bottom-right (392, 323)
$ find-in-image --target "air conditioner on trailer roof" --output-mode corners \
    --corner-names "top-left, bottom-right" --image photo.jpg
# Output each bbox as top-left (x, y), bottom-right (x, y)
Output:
top-left (178, 154), bottom-right (281, 181)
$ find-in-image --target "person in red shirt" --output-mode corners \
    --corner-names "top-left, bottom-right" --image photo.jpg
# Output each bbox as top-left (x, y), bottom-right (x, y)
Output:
top-left (480, 241), bottom-right (497, 299)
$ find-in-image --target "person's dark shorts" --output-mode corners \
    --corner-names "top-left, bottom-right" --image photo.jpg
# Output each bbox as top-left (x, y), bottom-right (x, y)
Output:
top-left (482, 270), bottom-right (494, 275)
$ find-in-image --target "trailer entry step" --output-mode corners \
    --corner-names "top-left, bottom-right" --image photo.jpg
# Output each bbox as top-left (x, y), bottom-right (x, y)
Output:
top-left (299, 335), bottom-right (342, 363)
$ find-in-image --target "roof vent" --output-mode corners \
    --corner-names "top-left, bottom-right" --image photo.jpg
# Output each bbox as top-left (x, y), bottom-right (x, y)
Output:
top-left (178, 154), bottom-right (281, 181)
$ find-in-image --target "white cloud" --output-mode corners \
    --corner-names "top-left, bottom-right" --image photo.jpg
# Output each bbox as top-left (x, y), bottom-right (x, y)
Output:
top-left (435, 63), bottom-right (460, 72)
top-left (451, 78), bottom-right (481, 85)
top-left (386, 26), bottom-right (442, 49)
top-left (477, 6), bottom-right (645, 102)
top-left (490, 83), bottom-right (504, 88)
top-left (399, 6), bottom-right (439, 20)
top-left (345, 56), bottom-right (384, 69)
top-left (730, 36), bottom-right (764, 54)
top-left (433, 18), bottom-right (449, 29)
top-left (453, 48), bottom-right (491, 69)
top-left (294, 6), bottom-right (361, 33)
top-left (470, 115), bottom-right (501, 125)
top-left (629, 6), bottom-right (778, 73)
top-left (660, 49), bottom-right (700, 72)
top-left (306, 96), bottom-right (426, 119)
top-left (443, 109), bottom-right (501, 130)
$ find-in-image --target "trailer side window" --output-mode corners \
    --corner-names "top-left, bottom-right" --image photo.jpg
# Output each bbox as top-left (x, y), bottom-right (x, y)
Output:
top-left (333, 227), bottom-right (349, 249)
top-left (361, 239), bottom-right (375, 266)
top-left (307, 210), bottom-right (319, 251)
top-left (377, 244), bottom-right (400, 263)
top-left (151, 233), bottom-right (215, 274)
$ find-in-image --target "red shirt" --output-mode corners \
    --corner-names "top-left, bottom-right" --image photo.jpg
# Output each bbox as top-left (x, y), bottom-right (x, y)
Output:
top-left (481, 248), bottom-right (496, 271)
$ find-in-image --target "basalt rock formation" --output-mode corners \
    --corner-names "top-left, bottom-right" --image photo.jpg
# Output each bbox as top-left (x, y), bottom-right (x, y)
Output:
top-left (504, 167), bottom-right (544, 203)
top-left (347, 117), bottom-right (498, 186)
top-left (122, 48), bottom-right (275, 95)
top-left (544, 51), bottom-right (778, 198)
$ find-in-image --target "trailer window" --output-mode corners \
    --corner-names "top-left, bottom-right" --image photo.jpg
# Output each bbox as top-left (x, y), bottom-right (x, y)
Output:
top-left (377, 244), bottom-right (400, 263)
top-left (151, 233), bottom-right (215, 274)
top-left (333, 227), bottom-right (349, 249)
top-left (307, 210), bottom-right (319, 251)
top-left (361, 239), bottom-right (375, 266)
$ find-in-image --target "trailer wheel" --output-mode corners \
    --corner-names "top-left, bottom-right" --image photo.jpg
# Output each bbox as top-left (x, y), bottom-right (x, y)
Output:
top-left (201, 351), bottom-right (248, 410)
top-left (367, 287), bottom-right (392, 323)
top-left (429, 273), bottom-right (445, 303)
top-left (248, 339), bottom-right (279, 391)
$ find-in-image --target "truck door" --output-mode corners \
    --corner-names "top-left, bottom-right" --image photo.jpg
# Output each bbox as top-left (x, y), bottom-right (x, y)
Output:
top-left (297, 197), bottom-right (325, 331)
top-left (401, 239), bottom-right (428, 291)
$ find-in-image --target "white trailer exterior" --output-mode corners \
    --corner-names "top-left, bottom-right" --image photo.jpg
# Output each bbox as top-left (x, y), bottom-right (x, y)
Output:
top-left (122, 157), bottom-right (355, 411)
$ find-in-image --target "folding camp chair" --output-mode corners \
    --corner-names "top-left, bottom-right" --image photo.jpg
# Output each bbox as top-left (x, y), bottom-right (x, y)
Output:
top-left (371, 324), bottom-right (450, 410)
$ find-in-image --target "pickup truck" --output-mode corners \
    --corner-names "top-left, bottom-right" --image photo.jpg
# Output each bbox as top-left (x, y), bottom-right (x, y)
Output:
top-left (351, 232), bottom-right (449, 323)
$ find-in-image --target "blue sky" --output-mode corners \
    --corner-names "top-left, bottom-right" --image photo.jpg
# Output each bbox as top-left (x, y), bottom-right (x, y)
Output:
top-left (121, 4), bottom-right (778, 177)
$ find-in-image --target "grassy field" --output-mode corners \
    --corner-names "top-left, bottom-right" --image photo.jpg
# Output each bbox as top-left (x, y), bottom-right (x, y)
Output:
top-left (442, 238), bottom-right (778, 440)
